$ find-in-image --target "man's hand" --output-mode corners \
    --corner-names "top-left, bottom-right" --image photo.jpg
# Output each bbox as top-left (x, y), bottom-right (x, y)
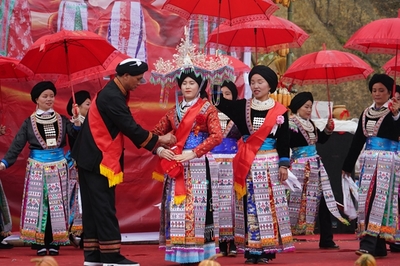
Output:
top-left (174, 151), bottom-right (197, 163)
top-left (158, 132), bottom-right (177, 147)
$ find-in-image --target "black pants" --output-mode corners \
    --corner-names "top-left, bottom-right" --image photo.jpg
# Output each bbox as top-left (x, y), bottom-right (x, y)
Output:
top-left (359, 180), bottom-right (387, 256)
top-left (318, 196), bottom-right (335, 247)
top-left (78, 167), bottom-right (125, 263)
top-left (31, 213), bottom-right (59, 250)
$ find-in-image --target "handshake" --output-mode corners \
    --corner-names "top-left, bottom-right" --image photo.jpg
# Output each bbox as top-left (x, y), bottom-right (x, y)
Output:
top-left (157, 132), bottom-right (177, 147)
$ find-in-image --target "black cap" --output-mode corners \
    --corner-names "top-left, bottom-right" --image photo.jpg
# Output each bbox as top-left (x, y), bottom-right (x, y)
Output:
top-left (248, 65), bottom-right (278, 93)
top-left (66, 90), bottom-right (91, 116)
top-left (31, 81), bottom-right (57, 104)
top-left (368, 74), bottom-right (394, 93)
top-left (289, 92), bottom-right (314, 114)
top-left (116, 58), bottom-right (148, 82)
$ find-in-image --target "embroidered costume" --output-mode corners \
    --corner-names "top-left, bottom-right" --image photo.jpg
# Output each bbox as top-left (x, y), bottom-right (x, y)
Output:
top-left (150, 28), bottom-right (233, 264)
top-left (209, 81), bottom-right (242, 256)
top-left (1, 111), bottom-right (79, 247)
top-left (0, 180), bottom-right (12, 242)
top-left (153, 97), bottom-right (223, 264)
top-left (217, 94), bottom-right (295, 263)
top-left (343, 74), bottom-right (400, 257)
top-left (288, 115), bottom-right (348, 235)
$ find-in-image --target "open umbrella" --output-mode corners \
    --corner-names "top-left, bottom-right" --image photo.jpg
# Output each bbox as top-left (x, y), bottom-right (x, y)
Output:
top-left (382, 56), bottom-right (400, 76)
top-left (162, 0), bottom-right (278, 25)
top-left (162, 0), bottom-right (279, 50)
top-left (206, 16), bottom-right (309, 59)
top-left (0, 56), bottom-right (32, 129)
top-left (281, 44), bottom-right (374, 117)
top-left (0, 56), bottom-right (30, 81)
top-left (55, 52), bottom-right (130, 88)
top-left (17, 30), bottom-right (123, 103)
top-left (344, 10), bottom-right (400, 95)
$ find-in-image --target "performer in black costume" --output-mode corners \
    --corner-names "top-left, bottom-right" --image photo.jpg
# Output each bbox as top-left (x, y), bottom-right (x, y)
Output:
top-left (72, 58), bottom-right (176, 266)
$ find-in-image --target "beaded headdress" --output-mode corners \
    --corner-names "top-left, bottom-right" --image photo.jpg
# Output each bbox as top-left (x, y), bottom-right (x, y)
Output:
top-left (150, 27), bottom-right (235, 107)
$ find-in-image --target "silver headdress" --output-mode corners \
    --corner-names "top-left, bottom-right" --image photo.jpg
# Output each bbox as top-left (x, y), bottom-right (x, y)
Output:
top-left (150, 27), bottom-right (235, 107)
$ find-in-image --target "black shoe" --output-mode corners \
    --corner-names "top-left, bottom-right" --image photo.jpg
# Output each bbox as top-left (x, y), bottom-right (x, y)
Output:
top-left (355, 249), bottom-right (370, 256)
top-left (390, 243), bottom-right (400, 252)
top-left (69, 233), bottom-right (80, 248)
top-left (245, 258), bottom-right (257, 264)
top-left (48, 248), bottom-right (59, 256)
top-left (103, 258), bottom-right (140, 266)
top-left (320, 244), bottom-right (340, 249)
top-left (0, 240), bottom-right (13, 249)
top-left (37, 248), bottom-right (47, 256)
top-left (257, 258), bottom-right (269, 264)
top-left (228, 250), bottom-right (237, 257)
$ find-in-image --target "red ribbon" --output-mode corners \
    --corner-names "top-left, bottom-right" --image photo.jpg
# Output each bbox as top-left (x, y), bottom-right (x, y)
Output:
top-left (156, 99), bottom-right (207, 202)
top-left (233, 102), bottom-right (287, 199)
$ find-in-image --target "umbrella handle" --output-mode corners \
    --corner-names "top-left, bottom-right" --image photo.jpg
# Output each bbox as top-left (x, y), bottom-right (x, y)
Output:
top-left (392, 46), bottom-right (398, 97)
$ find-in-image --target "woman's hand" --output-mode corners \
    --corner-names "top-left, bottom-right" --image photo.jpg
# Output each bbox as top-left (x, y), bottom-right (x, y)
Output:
top-left (390, 97), bottom-right (400, 116)
top-left (342, 170), bottom-right (351, 178)
top-left (0, 125), bottom-right (6, 136)
top-left (326, 118), bottom-right (335, 131)
top-left (0, 162), bottom-right (5, 171)
top-left (279, 166), bottom-right (288, 182)
top-left (159, 149), bottom-right (175, 161)
top-left (173, 151), bottom-right (197, 163)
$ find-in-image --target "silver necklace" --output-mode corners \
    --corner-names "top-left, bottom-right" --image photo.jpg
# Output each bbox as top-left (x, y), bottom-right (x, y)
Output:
top-left (366, 107), bottom-right (390, 119)
top-left (251, 98), bottom-right (275, 111)
top-left (295, 114), bottom-right (314, 132)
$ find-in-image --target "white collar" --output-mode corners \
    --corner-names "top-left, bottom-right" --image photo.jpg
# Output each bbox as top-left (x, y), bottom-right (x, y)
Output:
top-left (181, 96), bottom-right (199, 108)
top-left (36, 108), bottom-right (55, 115)
top-left (369, 100), bottom-right (390, 109)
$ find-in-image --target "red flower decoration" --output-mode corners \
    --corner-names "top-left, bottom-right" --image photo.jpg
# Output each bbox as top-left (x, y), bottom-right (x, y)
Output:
top-left (194, 114), bottom-right (206, 136)
top-left (195, 114), bottom-right (206, 125)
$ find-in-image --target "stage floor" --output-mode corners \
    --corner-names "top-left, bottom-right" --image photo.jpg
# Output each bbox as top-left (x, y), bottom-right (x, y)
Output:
top-left (1, 234), bottom-right (399, 266)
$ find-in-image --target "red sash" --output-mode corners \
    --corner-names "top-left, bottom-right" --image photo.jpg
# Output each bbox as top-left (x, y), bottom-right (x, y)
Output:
top-left (233, 102), bottom-right (287, 199)
top-left (89, 94), bottom-right (124, 187)
top-left (154, 99), bottom-right (207, 204)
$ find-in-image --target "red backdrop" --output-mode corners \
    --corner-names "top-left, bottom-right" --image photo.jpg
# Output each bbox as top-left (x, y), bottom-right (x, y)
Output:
top-left (0, 0), bottom-right (245, 233)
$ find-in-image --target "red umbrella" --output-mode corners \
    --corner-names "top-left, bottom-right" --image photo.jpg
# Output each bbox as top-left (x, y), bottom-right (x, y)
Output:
top-left (382, 56), bottom-right (400, 76)
top-left (0, 56), bottom-right (32, 129)
top-left (17, 30), bottom-right (123, 103)
top-left (206, 16), bottom-right (309, 58)
top-left (344, 10), bottom-right (400, 95)
top-left (281, 44), bottom-right (374, 117)
top-left (0, 56), bottom-right (30, 81)
top-left (55, 52), bottom-right (130, 88)
top-left (162, 0), bottom-right (278, 25)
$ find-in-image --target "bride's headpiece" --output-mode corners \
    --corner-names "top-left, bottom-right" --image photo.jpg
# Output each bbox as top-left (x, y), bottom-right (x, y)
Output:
top-left (150, 27), bottom-right (235, 107)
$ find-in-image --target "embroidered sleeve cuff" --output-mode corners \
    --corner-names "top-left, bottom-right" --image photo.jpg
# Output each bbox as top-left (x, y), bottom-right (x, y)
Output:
top-left (140, 132), bottom-right (153, 148)
top-left (1, 159), bottom-right (9, 168)
top-left (278, 157), bottom-right (290, 167)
